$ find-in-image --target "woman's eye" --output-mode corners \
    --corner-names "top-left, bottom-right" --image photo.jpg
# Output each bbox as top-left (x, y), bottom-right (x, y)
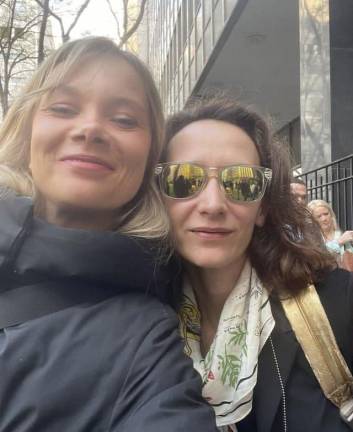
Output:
top-left (112, 116), bottom-right (138, 129)
top-left (47, 105), bottom-right (76, 116)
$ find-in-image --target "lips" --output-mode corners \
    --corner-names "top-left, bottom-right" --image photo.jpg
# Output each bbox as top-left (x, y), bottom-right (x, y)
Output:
top-left (59, 154), bottom-right (114, 171)
top-left (191, 227), bottom-right (232, 233)
top-left (191, 227), bottom-right (233, 239)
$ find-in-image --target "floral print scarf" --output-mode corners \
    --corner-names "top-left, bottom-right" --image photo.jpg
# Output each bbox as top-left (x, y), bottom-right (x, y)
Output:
top-left (179, 261), bottom-right (275, 430)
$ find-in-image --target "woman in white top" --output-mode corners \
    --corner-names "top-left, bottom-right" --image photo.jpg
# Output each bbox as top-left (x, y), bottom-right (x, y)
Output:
top-left (308, 199), bottom-right (353, 257)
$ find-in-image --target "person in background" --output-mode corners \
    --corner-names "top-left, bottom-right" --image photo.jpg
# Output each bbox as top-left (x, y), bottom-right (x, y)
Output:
top-left (156, 94), bottom-right (353, 432)
top-left (290, 177), bottom-right (307, 206)
top-left (0, 37), bottom-right (218, 431)
top-left (308, 199), bottom-right (353, 258)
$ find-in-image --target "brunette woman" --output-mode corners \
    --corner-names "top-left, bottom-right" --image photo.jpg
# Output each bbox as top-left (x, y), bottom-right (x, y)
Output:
top-left (156, 95), bottom-right (353, 432)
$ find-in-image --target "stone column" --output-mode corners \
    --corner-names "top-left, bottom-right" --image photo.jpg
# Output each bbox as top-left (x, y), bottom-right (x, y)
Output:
top-left (329, 0), bottom-right (353, 160)
top-left (299, 0), bottom-right (331, 172)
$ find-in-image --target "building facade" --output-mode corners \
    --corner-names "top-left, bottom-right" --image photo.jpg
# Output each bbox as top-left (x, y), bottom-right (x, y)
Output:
top-left (141, 0), bottom-right (242, 114)
top-left (141, 0), bottom-right (353, 173)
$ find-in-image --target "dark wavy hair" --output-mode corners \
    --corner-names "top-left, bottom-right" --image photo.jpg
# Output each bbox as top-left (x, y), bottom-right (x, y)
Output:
top-left (160, 93), bottom-right (335, 295)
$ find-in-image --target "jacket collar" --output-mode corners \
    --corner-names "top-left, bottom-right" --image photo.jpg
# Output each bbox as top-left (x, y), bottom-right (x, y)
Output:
top-left (255, 297), bottom-right (299, 432)
top-left (0, 192), bottom-right (175, 303)
top-left (0, 193), bottom-right (33, 269)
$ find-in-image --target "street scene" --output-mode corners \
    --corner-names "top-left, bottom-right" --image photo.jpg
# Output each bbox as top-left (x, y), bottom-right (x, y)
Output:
top-left (0, 1), bottom-right (352, 431)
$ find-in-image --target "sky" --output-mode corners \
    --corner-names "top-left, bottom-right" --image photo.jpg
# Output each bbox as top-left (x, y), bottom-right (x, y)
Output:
top-left (51, 0), bottom-right (122, 44)
top-left (71, 0), bottom-right (120, 38)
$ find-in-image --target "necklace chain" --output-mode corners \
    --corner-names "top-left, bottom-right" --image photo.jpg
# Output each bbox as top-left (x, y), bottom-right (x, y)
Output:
top-left (270, 336), bottom-right (288, 432)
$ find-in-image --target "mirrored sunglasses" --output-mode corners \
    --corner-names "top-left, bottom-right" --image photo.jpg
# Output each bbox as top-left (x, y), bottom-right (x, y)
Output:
top-left (155, 162), bottom-right (272, 203)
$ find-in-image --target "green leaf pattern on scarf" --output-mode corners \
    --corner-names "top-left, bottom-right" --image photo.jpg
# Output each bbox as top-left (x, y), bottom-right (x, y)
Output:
top-left (217, 320), bottom-right (248, 387)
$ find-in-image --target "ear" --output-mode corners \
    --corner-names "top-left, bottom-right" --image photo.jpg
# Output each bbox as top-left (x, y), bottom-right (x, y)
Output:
top-left (255, 205), bottom-right (266, 227)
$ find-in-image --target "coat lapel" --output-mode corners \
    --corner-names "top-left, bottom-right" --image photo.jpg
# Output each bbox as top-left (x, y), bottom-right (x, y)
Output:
top-left (255, 298), bottom-right (299, 432)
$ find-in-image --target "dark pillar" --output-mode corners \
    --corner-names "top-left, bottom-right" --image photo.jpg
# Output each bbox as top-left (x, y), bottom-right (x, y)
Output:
top-left (330, 0), bottom-right (353, 160)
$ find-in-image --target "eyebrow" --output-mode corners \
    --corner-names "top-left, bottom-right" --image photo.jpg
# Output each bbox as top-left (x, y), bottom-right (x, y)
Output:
top-left (107, 96), bottom-right (147, 115)
top-left (49, 84), bottom-right (148, 114)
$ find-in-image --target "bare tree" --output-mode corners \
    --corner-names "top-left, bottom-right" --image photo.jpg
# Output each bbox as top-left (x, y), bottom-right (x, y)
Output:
top-left (0, 0), bottom-right (147, 118)
top-left (35, 0), bottom-right (92, 44)
top-left (37, 0), bottom-right (49, 64)
top-left (0, 0), bottom-right (42, 116)
top-left (106, 0), bottom-right (147, 49)
top-left (0, 0), bottom-right (93, 117)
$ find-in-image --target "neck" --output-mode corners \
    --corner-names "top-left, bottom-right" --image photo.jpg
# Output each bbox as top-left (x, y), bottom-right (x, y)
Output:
top-left (35, 201), bottom-right (117, 231)
top-left (185, 256), bottom-right (247, 355)
top-left (323, 227), bottom-right (334, 240)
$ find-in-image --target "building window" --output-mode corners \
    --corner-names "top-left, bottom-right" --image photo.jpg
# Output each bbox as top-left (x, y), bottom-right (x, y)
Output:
top-left (196, 3), bottom-right (203, 46)
top-left (0, 26), bottom-right (25, 40)
top-left (213, 0), bottom-right (224, 41)
top-left (225, 0), bottom-right (238, 19)
top-left (204, 21), bottom-right (212, 61)
top-left (203, 0), bottom-right (212, 27)
top-left (196, 41), bottom-right (203, 77)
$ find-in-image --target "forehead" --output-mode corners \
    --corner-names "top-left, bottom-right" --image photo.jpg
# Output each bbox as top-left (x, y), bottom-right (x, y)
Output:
top-left (167, 119), bottom-right (260, 166)
top-left (313, 205), bottom-right (329, 215)
top-left (290, 183), bottom-right (307, 195)
top-left (44, 56), bottom-right (148, 111)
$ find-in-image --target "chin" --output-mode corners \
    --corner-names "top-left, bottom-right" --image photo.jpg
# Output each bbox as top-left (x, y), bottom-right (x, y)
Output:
top-left (57, 187), bottom-right (127, 210)
top-left (185, 253), bottom-right (234, 270)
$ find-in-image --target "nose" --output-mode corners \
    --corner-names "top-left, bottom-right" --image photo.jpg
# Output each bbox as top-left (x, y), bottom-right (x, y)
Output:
top-left (197, 177), bottom-right (227, 216)
top-left (71, 111), bottom-right (108, 145)
top-left (298, 197), bottom-right (305, 205)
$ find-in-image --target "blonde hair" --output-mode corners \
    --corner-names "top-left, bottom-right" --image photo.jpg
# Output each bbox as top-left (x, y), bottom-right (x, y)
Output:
top-left (308, 199), bottom-right (339, 232)
top-left (0, 36), bottom-right (169, 239)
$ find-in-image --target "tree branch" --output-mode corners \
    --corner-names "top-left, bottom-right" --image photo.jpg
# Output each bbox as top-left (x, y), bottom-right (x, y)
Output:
top-left (35, 0), bottom-right (65, 40)
top-left (37, 0), bottom-right (50, 64)
top-left (105, 0), bottom-right (121, 40)
top-left (64, 0), bottom-right (91, 41)
top-left (118, 0), bottom-right (147, 48)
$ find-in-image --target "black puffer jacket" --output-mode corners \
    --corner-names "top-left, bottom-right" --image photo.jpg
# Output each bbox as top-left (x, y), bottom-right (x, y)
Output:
top-left (0, 194), bottom-right (217, 432)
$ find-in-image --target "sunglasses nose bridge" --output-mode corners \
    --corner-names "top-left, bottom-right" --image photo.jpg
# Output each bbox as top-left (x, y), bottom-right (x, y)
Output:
top-left (202, 167), bottom-right (226, 196)
top-left (204, 166), bottom-right (220, 181)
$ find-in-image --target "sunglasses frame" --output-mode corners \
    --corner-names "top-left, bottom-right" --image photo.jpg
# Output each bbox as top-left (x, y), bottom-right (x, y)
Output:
top-left (155, 162), bottom-right (272, 203)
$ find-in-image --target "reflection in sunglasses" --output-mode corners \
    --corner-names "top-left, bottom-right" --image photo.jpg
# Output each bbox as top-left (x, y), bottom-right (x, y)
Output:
top-left (156, 162), bottom-right (272, 203)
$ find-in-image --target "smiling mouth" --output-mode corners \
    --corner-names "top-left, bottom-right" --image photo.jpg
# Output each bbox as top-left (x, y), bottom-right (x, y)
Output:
top-left (60, 154), bottom-right (114, 171)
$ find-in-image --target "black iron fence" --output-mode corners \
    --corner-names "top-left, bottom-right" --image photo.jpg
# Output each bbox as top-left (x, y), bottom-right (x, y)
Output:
top-left (301, 154), bottom-right (353, 231)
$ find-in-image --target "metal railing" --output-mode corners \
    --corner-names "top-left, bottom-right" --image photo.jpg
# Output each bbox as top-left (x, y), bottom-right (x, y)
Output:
top-left (301, 154), bottom-right (353, 231)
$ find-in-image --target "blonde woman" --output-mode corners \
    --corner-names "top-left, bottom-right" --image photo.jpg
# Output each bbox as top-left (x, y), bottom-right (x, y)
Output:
top-left (308, 199), bottom-right (353, 257)
top-left (0, 37), bottom-right (218, 431)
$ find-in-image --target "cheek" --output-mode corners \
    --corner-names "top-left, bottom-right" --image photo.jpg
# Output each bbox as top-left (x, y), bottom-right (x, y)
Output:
top-left (165, 200), bottom-right (181, 227)
top-left (165, 200), bottom-right (191, 232)
top-left (29, 141), bottom-right (48, 182)
top-left (255, 206), bottom-right (266, 227)
top-left (29, 117), bottom-right (51, 171)
top-left (233, 203), bottom-right (265, 229)
top-left (125, 134), bottom-right (151, 170)
top-left (28, 140), bottom-right (40, 176)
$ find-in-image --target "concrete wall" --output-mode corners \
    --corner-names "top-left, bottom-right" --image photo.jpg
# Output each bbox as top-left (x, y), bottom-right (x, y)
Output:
top-left (330, 0), bottom-right (353, 160)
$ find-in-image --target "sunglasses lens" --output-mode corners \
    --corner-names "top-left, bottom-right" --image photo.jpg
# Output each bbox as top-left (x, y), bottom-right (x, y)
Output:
top-left (221, 166), bottom-right (265, 202)
top-left (160, 163), bottom-right (205, 198)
